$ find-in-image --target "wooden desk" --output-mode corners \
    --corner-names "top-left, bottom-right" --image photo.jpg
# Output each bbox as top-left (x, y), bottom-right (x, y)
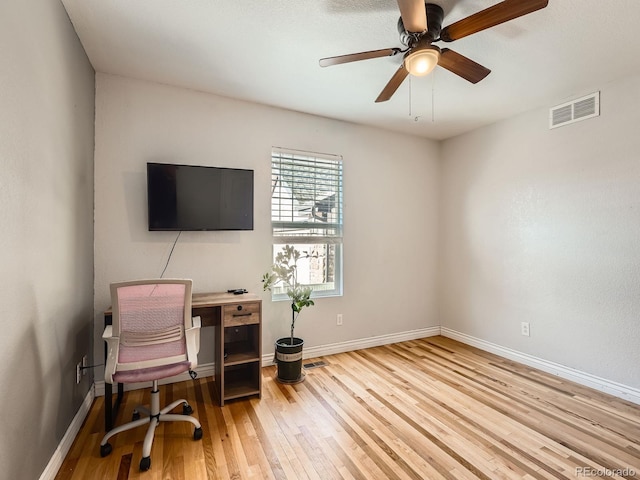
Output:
top-left (103, 292), bottom-right (262, 431)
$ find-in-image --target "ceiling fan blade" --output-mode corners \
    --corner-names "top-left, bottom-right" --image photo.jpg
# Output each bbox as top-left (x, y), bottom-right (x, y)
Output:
top-left (438, 49), bottom-right (491, 84)
top-left (440, 0), bottom-right (548, 42)
top-left (375, 65), bottom-right (409, 103)
top-left (396, 0), bottom-right (427, 33)
top-left (319, 48), bottom-right (400, 67)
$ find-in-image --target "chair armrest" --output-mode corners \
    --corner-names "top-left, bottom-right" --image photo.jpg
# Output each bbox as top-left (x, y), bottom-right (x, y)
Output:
top-left (102, 325), bottom-right (113, 339)
top-left (102, 325), bottom-right (120, 384)
top-left (185, 316), bottom-right (201, 367)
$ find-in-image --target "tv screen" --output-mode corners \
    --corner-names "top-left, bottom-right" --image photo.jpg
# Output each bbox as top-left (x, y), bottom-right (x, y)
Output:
top-left (147, 162), bottom-right (254, 231)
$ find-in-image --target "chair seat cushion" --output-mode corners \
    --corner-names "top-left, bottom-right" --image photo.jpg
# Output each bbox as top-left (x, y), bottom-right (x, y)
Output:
top-left (113, 361), bottom-right (191, 384)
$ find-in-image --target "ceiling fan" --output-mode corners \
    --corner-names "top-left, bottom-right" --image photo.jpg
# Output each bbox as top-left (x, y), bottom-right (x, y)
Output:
top-left (319, 0), bottom-right (549, 103)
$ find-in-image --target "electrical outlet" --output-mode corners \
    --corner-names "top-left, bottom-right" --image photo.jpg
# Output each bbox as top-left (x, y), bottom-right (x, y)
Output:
top-left (82, 355), bottom-right (88, 376)
top-left (76, 362), bottom-right (82, 384)
top-left (521, 322), bottom-right (530, 337)
top-left (336, 314), bottom-right (343, 326)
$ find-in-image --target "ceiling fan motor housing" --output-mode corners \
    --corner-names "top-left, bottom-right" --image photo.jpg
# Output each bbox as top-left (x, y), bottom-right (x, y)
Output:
top-left (397, 3), bottom-right (444, 46)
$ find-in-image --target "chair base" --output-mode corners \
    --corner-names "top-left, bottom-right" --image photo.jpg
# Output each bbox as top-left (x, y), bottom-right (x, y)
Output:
top-left (100, 380), bottom-right (202, 471)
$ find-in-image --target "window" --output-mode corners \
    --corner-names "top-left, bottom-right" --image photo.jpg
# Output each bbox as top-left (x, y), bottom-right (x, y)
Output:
top-left (271, 148), bottom-right (343, 299)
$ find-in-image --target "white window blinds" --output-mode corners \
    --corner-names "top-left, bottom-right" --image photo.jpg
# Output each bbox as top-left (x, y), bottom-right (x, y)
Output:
top-left (271, 149), bottom-right (343, 244)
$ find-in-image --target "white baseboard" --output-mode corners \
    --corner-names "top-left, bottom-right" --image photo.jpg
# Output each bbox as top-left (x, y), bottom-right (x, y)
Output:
top-left (39, 386), bottom-right (95, 480)
top-left (261, 326), bottom-right (442, 365)
top-left (441, 327), bottom-right (640, 405)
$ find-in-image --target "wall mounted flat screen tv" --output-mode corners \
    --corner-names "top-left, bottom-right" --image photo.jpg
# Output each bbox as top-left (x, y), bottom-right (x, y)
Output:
top-left (147, 162), bottom-right (254, 231)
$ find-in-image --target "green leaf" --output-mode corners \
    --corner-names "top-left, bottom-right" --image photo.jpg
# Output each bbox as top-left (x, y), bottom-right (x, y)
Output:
top-left (262, 245), bottom-right (317, 337)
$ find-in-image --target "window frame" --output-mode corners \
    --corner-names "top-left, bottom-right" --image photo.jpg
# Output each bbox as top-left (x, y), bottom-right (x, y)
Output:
top-left (270, 148), bottom-right (343, 300)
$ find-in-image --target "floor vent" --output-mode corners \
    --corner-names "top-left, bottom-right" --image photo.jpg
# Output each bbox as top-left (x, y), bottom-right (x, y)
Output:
top-left (303, 361), bottom-right (327, 369)
top-left (549, 91), bottom-right (600, 129)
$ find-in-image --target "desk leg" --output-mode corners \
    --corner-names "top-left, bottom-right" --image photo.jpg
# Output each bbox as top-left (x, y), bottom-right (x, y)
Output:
top-left (104, 382), bottom-right (124, 432)
top-left (105, 382), bottom-right (112, 431)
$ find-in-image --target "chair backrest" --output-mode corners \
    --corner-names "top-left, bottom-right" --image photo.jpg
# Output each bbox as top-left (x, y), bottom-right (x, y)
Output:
top-left (110, 279), bottom-right (193, 370)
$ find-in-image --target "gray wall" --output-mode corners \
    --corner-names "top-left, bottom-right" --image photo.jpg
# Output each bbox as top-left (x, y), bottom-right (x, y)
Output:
top-left (440, 75), bottom-right (640, 389)
top-left (0, 0), bottom-right (95, 478)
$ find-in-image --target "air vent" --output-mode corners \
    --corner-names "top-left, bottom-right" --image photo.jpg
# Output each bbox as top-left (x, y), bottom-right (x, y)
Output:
top-left (303, 361), bottom-right (327, 369)
top-left (549, 92), bottom-right (599, 129)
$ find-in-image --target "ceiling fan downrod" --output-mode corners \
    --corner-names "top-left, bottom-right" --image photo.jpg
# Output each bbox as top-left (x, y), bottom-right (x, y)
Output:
top-left (398, 3), bottom-right (444, 47)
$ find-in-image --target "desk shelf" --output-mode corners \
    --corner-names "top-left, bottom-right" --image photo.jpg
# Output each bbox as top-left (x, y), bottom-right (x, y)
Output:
top-left (225, 342), bottom-right (260, 366)
top-left (223, 363), bottom-right (261, 402)
top-left (224, 384), bottom-right (261, 402)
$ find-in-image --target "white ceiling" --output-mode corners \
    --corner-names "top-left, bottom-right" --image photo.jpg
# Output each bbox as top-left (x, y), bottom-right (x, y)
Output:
top-left (61, 0), bottom-right (640, 140)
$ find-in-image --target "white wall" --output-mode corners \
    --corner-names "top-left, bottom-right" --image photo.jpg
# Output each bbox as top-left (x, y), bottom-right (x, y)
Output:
top-left (0, 0), bottom-right (95, 478)
top-left (94, 73), bottom-right (440, 371)
top-left (440, 75), bottom-right (640, 389)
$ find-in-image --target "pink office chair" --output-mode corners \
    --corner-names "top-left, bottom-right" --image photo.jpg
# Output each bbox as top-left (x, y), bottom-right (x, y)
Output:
top-left (99, 279), bottom-right (202, 471)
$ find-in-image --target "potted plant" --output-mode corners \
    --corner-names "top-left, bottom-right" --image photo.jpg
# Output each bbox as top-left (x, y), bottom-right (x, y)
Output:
top-left (262, 245), bottom-right (315, 383)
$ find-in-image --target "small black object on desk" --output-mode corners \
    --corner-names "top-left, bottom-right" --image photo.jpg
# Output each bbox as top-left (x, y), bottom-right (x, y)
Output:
top-left (227, 288), bottom-right (247, 295)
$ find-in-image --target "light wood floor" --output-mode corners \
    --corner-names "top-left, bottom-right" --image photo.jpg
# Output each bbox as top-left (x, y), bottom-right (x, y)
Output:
top-left (55, 336), bottom-right (640, 479)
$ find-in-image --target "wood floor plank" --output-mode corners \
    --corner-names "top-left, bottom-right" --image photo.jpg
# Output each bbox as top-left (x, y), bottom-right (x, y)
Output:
top-left (55, 337), bottom-right (640, 480)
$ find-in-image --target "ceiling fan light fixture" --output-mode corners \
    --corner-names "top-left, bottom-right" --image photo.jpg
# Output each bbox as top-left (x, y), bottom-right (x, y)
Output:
top-left (404, 45), bottom-right (440, 77)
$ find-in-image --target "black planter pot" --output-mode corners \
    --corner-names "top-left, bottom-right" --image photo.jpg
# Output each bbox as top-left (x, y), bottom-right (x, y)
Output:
top-left (274, 337), bottom-right (304, 383)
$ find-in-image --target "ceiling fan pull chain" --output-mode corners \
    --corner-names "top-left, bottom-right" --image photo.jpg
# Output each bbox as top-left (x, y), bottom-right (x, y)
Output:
top-left (431, 69), bottom-right (436, 123)
top-left (412, 78), bottom-right (421, 122)
top-left (408, 75), bottom-right (412, 118)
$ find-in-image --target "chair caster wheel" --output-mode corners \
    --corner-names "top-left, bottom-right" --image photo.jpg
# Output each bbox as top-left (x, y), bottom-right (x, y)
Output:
top-left (183, 403), bottom-right (193, 415)
top-left (194, 427), bottom-right (203, 440)
top-left (140, 456), bottom-right (151, 471)
top-left (100, 443), bottom-right (112, 457)
top-left (132, 411), bottom-right (140, 421)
